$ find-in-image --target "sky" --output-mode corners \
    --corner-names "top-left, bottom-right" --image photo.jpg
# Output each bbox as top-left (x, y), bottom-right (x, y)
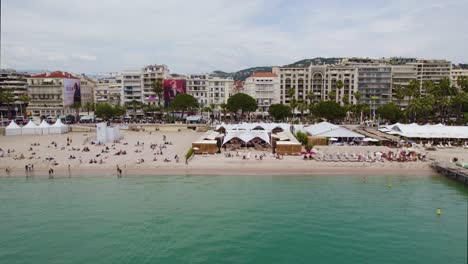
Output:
top-left (1, 0), bottom-right (468, 74)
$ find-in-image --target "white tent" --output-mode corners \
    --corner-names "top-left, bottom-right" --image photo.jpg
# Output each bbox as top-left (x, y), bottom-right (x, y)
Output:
top-left (304, 122), bottom-right (339, 136)
top-left (386, 123), bottom-right (468, 139)
top-left (222, 130), bottom-right (271, 146)
top-left (5, 121), bottom-right (22, 136)
top-left (38, 120), bottom-right (51, 135)
top-left (313, 127), bottom-right (365, 139)
top-left (50, 119), bottom-right (69, 134)
top-left (216, 122), bottom-right (290, 133)
top-left (22, 120), bottom-right (41, 135)
top-left (96, 122), bottom-right (121, 143)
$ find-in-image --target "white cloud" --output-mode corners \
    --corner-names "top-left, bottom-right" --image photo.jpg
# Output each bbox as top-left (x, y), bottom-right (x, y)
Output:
top-left (1, 0), bottom-right (467, 74)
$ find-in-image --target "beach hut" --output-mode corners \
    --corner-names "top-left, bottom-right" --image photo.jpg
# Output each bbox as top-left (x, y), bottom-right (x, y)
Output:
top-left (22, 120), bottom-right (41, 135)
top-left (50, 119), bottom-right (69, 134)
top-left (192, 140), bottom-right (219, 154)
top-left (275, 141), bottom-right (302, 155)
top-left (38, 120), bottom-right (51, 135)
top-left (5, 121), bottom-right (22, 136)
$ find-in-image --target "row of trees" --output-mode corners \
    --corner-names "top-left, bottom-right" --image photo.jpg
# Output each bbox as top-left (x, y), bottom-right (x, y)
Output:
top-left (379, 77), bottom-right (468, 124)
top-left (0, 89), bottom-right (30, 117)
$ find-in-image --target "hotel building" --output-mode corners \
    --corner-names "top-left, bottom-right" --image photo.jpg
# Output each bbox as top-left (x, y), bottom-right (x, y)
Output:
top-left (26, 71), bottom-right (82, 117)
top-left (451, 68), bottom-right (468, 90)
top-left (243, 72), bottom-right (280, 114)
top-left (141, 65), bottom-right (169, 106)
top-left (0, 69), bottom-right (29, 117)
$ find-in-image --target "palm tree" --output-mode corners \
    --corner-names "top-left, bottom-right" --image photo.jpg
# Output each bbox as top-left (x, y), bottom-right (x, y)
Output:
top-left (307, 89), bottom-right (316, 105)
top-left (297, 100), bottom-right (308, 121)
top-left (151, 79), bottom-right (164, 107)
top-left (18, 94), bottom-right (30, 117)
top-left (70, 102), bottom-right (81, 121)
top-left (0, 90), bottom-right (15, 118)
top-left (328, 90), bottom-right (337, 102)
top-left (209, 103), bottom-right (216, 120)
top-left (335, 80), bottom-right (343, 103)
top-left (220, 103), bottom-right (228, 122)
top-left (129, 100), bottom-right (141, 120)
top-left (84, 102), bottom-right (94, 115)
top-left (393, 85), bottom-right (405, 109)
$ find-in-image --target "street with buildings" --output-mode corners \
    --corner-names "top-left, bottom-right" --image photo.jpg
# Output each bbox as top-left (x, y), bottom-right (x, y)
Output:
top-left (0, 58), bottom-right (467, 121)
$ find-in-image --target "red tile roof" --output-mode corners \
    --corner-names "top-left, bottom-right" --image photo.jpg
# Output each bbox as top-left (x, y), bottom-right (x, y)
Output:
top-left (250, 72), bottom-right (277, 78)
top-left (30, 71), bottom-right (79, 79)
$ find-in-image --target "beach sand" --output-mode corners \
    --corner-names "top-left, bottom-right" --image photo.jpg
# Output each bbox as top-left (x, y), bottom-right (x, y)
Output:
top-left (0, 130), bottom-right (466, 177)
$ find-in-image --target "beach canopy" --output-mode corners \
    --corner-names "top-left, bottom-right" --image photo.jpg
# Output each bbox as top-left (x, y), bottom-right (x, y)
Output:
top-left (363, 137), bottom-right (379, 142)
top-left (222, 130), bottom-right (271, 146)
top-left (50, 118), bottom-right (69, 134)
top-left (314, 126), bottom-right (365, 139)
top-left (22, 120), bottom-right (41, 135)
top-left (304, 122), bottom-right (339, 136)
top-left (385, 123), bottom-right (468, 139)
top-left (216, 122), bottom-right (290, 133)
top-left (38, 120), bottom-right (51, 134)
top-left (5, 121), bottom-right (22, 136)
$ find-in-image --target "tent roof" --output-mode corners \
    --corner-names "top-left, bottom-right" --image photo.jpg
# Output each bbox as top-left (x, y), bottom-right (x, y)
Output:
top-left (304, 122), bottom-right (340, 136)
top-left (276, 141), bottom-right (301, 145)
top-left (51, 118), bottom-right (66, 127)
top-left (6, 121), bottom-right (21, 129)
top-left (387, 123), bottom-right (468, 139)
top-left (198, 130), bottom-right (221, 141)
top-left (23, 120), bottom-right (38, 128)
top-left (314, 127), bottom-right (365, 138)
top-left (216, 122), bottom-right (290, 132)
top-left (193, 140), bottom-right (217, 144)
top-left (222, 130), bottom-right (271, 146)
top-left (39, 120), bottom-right (51, 128)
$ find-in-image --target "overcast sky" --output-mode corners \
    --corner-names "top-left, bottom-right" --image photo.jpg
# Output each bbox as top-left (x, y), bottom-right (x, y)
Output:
top-left (2, 0), bottom-right (468, 74)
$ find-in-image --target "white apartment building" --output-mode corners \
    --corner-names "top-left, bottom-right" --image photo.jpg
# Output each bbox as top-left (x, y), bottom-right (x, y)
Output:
top-left (186, 75), bottom-right (233, 108)
top-left (272, 66), bottom-right (310, 104)
top-left (186, 74), bottom-right (208, 106)
top-left (95, 77), bottom-right (122, 105)
top-left (141, 65), bottom-right (169, 106)
top-left (120, 70), bottom-right (142, 105)
top-left (27, 71), bottom-right (82, 117)
top-left (408, 60), bottom-right (451, 95)
top-left (243, 72), bottom-right (280, 114)
top-left (324, 65), bottom-right (358, 104)
top-left (356, 65), bottom-right (392, 111)
top-left (451, 68), bottom-right (468, 90)
top-left (207, 76), bottom-right (232, 107)
top-left (79, 75), bottom-right (97, 106)
top-left (391, 65), bottom-right (417, 108)
top-left (0, 69), bottom-right (29, 118)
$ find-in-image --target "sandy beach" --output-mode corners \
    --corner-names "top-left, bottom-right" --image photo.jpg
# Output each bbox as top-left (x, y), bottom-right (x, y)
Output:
top-left (0, 130), bottom-right (466, 177)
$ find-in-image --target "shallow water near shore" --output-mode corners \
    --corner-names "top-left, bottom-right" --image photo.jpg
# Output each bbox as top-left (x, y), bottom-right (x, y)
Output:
top-left (0, 174), bottom-right (466, 264)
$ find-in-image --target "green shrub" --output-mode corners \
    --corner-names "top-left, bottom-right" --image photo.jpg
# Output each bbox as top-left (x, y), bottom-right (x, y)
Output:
top-left (185, 147), bottom-right (194, 162)
top-left (295, 131), bottom-right (308, 146)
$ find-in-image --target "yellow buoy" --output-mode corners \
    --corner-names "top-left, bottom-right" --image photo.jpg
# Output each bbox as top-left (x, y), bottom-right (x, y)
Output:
top-left (387, 184), bottom-right (392, 188)
top-left (437, 208), bottom-right (441, 215)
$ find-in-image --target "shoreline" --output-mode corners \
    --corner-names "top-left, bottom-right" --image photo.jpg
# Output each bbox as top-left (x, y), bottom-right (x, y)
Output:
top-left (0, 164), bottom-right (436, 178)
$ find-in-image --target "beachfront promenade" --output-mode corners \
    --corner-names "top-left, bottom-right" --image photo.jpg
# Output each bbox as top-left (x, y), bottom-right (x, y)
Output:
top-left (1, 126), bottom-right (467, 178)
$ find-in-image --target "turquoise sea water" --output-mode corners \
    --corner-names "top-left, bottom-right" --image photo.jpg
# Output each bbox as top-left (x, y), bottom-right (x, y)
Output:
top-left (0, 175), bottom-right (466, 264)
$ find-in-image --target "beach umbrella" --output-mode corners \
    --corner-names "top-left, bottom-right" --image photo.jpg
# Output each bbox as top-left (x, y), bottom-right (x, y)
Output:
top-left (300, 151), bottom-right (308, 155)
top-left (308, 151), bottom-right (316, 155)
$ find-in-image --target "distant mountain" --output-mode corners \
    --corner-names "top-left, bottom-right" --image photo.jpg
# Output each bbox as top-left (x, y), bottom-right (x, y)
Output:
top-left (211, 58), bottom-right (344, 81)
top-left (211, 66), bottom-right (273, 81)
top-left (283, 57), bottom-right (343, 67)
